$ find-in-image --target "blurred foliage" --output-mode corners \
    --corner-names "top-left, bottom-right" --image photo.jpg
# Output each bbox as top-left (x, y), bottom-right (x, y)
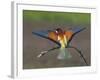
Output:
top-left (23, 10), bottom-right (91, 26)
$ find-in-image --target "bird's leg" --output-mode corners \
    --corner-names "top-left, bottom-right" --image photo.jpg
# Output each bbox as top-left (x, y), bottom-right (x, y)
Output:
top-left (37, 46), bottom-right (60, 58)
top-left (67, 46), bottom-right (88, 65)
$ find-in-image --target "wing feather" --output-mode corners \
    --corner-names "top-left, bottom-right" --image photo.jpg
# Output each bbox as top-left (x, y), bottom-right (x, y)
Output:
top-left (32, 31), bottom-right (61, 46)
top-left (48, 32), bottom-right (58, 41)
top-left (67, 27), bottom-right (86, 45)
top-left (65, 31), bottom-right (73, 41)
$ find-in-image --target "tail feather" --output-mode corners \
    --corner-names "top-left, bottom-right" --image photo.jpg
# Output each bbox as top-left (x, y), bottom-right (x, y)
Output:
top-left (57, 48), bottom-right (71, 60)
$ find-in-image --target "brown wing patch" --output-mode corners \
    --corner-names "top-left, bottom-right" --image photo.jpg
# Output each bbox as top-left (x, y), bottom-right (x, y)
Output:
top-left (65, 31), bottom-right (73, 41)
top-left (48, 32), bottom-right (58, 41)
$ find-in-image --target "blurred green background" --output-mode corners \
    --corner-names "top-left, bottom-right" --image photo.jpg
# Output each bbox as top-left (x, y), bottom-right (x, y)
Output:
top-left (23, 10), bottom-right (91, 69)
top-left (23, 10), bottom-right (90, 26)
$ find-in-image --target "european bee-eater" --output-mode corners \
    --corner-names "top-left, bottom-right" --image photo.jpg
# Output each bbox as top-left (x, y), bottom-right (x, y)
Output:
top-left (32, 27), bottom-right (87, 65)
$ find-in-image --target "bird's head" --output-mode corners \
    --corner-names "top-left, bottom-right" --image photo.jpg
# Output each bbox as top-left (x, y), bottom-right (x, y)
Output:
top-left (55, 28), bottom-right (63, 35)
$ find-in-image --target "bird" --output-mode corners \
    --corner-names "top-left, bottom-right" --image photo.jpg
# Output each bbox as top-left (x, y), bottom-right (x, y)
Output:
top-left (32, 27), bottom-right (88, 65)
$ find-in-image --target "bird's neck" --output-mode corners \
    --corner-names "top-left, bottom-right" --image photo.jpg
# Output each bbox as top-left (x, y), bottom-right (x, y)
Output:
top-left (58, 35), bottom-right (67, 48)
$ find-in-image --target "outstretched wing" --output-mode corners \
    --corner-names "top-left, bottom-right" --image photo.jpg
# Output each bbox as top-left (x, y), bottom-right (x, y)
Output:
top-left (32, 30), bottom-right (61, 46)
top-left (48, 31), bottom-right (58, 41)
top-left (65, 27), bottom-right (86, 45)
top-left (65, 31), bottom-right (73, 41)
